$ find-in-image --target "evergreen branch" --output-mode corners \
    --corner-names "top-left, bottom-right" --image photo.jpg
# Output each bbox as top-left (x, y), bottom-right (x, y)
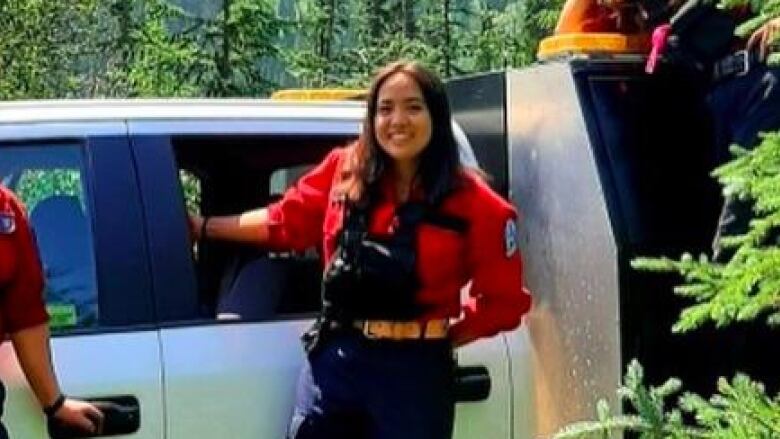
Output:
top-left (553, 415), bottom-right (648, 439)
top-left (553, 361), bottom-right (706, 438)
top-left (633, 132), bottom-right (780, 332)
top-left (555, 361), bottom-right (780, 438)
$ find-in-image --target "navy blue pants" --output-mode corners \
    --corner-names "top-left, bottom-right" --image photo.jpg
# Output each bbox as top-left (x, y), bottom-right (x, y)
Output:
top-left (287, 330), bottom-right (455, 439)
top-left (1, 379), bottom-right (8, 439)
top-left (708, 63), bottom-right (780, 260)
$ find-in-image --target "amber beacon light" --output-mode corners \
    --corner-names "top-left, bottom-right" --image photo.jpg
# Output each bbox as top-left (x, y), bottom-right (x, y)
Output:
top-left (538, 0), bottom-right (651, 60)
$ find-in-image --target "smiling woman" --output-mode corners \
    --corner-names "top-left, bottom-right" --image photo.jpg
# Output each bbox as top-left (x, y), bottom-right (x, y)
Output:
top-left (189, 60), bottom-right (531, 439)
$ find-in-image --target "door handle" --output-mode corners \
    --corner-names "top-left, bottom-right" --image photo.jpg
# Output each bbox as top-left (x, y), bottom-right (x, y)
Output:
top-left (48, 395), bottom-right (140, 438)
top-left (455, 365), bottom-right (491, 402)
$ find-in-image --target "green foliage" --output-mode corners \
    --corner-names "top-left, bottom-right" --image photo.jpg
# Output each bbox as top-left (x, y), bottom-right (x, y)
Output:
top-left (454, 0), bottom-right (564, 72)
top-left (680, 375), bottom-right (780, 438)
top-left (190, 0), bottom-right (282, 96)
top-left (0, 0), bottom-right (98, 98)
top-left (632, 133), bottom-right (780, 333)
top-left (555, 361), bottom-right (780, 438)
top-left (124, 0), bottom-right (202, 97)
top-left (283, 0), bottom-right (561, 87)
top-left (709, 0), bottom-right (780, 64)
top-left (711, 0), bottom-right (780, 36)
top-left (554, 361), bottom-right (689, 439)
top-left (16, 170), bottom-right (82, 212)
top-left (284, 0), bottom-right (446, 87)
top-left (180, 170), bottom-right (201, 214)
top-left (280, 0), bottom-right (335, 87)
top-left (510, 0), bottom-right (565, 65)
top-left (123, 0), bottom-right (283, 97)
top-left (548, 80), bottom-right (780, 439)
top-left (557, 109), bottom-right (780, 438)
top-left (0, 0), bottom-right (560, 97)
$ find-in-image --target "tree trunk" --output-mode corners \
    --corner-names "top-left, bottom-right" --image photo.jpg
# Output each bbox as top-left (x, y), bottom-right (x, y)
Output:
top-left (369, 0), bottom-right (382, 39)
top-left (104, 0), bottom-right (132, 95)
top-left (115, 1), bottom-right (132, 63)
top-left (318, 0), bottom-right (335, 59)
top-left (402, 0), bottom-right (415, 38)
top-left (218, 0), bottom-right (232, 94)
top-left (443, 0), bottom-right (451, 77)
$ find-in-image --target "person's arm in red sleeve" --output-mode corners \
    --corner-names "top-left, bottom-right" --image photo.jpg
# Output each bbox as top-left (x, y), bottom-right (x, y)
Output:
top-left (2, 189), bottom-right (49, 338)
top-left (263, 148), bottom-right (344, 251)
top-left (1, 188), bottom-right (103, 433)
top-left (448, 183), bottom-right (532, 348)
top-left (192, 148), bottom-right (344, 250)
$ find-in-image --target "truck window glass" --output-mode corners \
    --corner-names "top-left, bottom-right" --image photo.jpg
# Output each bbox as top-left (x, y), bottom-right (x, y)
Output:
top-left (180, 170), bottom-right (201, 215)
top-left (0, 144), bottom-right (99, 333)
top-left (172, 135), bottom-right (354, 322)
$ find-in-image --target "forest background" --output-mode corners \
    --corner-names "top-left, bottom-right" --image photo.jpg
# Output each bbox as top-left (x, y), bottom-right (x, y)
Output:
top-left (0, 0), bottom-right (563, 99)
top-left (6, 0), bottom-right (780, 436)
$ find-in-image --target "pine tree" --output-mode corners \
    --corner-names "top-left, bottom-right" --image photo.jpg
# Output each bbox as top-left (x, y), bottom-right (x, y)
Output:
top-left (554, 360), bottom-right (780, 438)
top-left (708, 0), bottom-right (780, 64)
top-left (630, 133), bottom-right (780, 333)
top-left (123, 0), bottom-right (202, 97)
top-left (188, 0), bottom-right (282, 96)
top-left (281, 0), bottom-right (561, 88)
top-left (0, 0), bottom-right (99, 99)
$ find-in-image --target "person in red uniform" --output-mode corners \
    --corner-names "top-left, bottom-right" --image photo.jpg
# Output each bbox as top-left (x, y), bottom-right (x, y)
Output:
top-left (0, 185), bottom-right (103, 438)
top-left (190, 60), bottom-right (531, 439)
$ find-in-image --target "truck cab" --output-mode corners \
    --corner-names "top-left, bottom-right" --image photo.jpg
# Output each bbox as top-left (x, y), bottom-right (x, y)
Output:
top-left (0, 99), bottom-right (534, 439)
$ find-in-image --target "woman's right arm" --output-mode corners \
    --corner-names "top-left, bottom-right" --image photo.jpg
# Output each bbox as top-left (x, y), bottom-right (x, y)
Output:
top-left (189, 147), bottom-right (347, 249)
top-left (190, 209), bottom-right (270, 245)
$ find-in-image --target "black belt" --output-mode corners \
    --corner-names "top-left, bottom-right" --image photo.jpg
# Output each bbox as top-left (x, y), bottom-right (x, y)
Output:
top-left (712, 50), bottom-right (761, 83)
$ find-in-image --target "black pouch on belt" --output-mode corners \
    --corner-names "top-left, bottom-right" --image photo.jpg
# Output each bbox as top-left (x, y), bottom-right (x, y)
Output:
top-left (301, 317), bottom-right (329, 356)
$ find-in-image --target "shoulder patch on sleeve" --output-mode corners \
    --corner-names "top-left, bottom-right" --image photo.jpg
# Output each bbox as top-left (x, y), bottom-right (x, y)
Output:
top-left (504, 218), bottom-right (518, 258)
top-left (0, 211), bottom-right (16, 234)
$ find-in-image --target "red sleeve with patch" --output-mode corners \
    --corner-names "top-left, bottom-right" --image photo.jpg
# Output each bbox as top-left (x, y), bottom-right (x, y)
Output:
top-left (0, 187), bottom-right (48, 337)
top-left (449, 178), bottom-right (532, 343)
top-left (265, 148), bottom-right (344, 251)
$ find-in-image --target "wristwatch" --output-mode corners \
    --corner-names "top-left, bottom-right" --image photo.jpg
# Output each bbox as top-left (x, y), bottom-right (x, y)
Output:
top-left (43, 393), bottom-right (66, 417)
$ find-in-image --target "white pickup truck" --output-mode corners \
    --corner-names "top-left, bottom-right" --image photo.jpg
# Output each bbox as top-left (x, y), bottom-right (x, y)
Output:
top-left (0, 98), bottom-right (535, 439)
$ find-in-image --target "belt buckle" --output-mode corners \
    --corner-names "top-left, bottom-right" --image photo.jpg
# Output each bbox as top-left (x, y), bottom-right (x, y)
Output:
top-left (397, 322), bottom-right (421, 339)
top-left (362, 321), bottom-right (422, 340)
top-left (734, 50), bottom-right (750, 77)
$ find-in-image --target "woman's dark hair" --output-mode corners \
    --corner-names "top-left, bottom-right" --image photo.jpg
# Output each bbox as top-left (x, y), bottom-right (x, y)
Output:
top-left (343, 60), bottom-right (462, 206)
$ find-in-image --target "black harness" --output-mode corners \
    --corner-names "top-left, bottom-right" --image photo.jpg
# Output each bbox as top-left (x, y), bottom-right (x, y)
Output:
top-left (303, 201), bottom-right (467, 354)
top-left (637, 0), bottom-right (678, 26)
top-left (321, 201), bottom-right (467, 322)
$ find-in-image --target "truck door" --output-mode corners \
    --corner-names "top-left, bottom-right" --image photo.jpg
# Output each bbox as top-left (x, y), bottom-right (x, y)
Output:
top-left (0, 128), bottom-right (164, 438)
top-left (452, 334), bottom-right (514, 439)
top-left (129, 114), bottom-right (521, 439)
top-left (128, 118), bottom-right (360, 439)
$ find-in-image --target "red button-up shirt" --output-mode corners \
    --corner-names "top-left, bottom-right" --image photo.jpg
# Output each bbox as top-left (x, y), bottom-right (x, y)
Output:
top-left (266, 147), bottom-right (531, 342)
top-left (0, 185), bottom-right (48, 339)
